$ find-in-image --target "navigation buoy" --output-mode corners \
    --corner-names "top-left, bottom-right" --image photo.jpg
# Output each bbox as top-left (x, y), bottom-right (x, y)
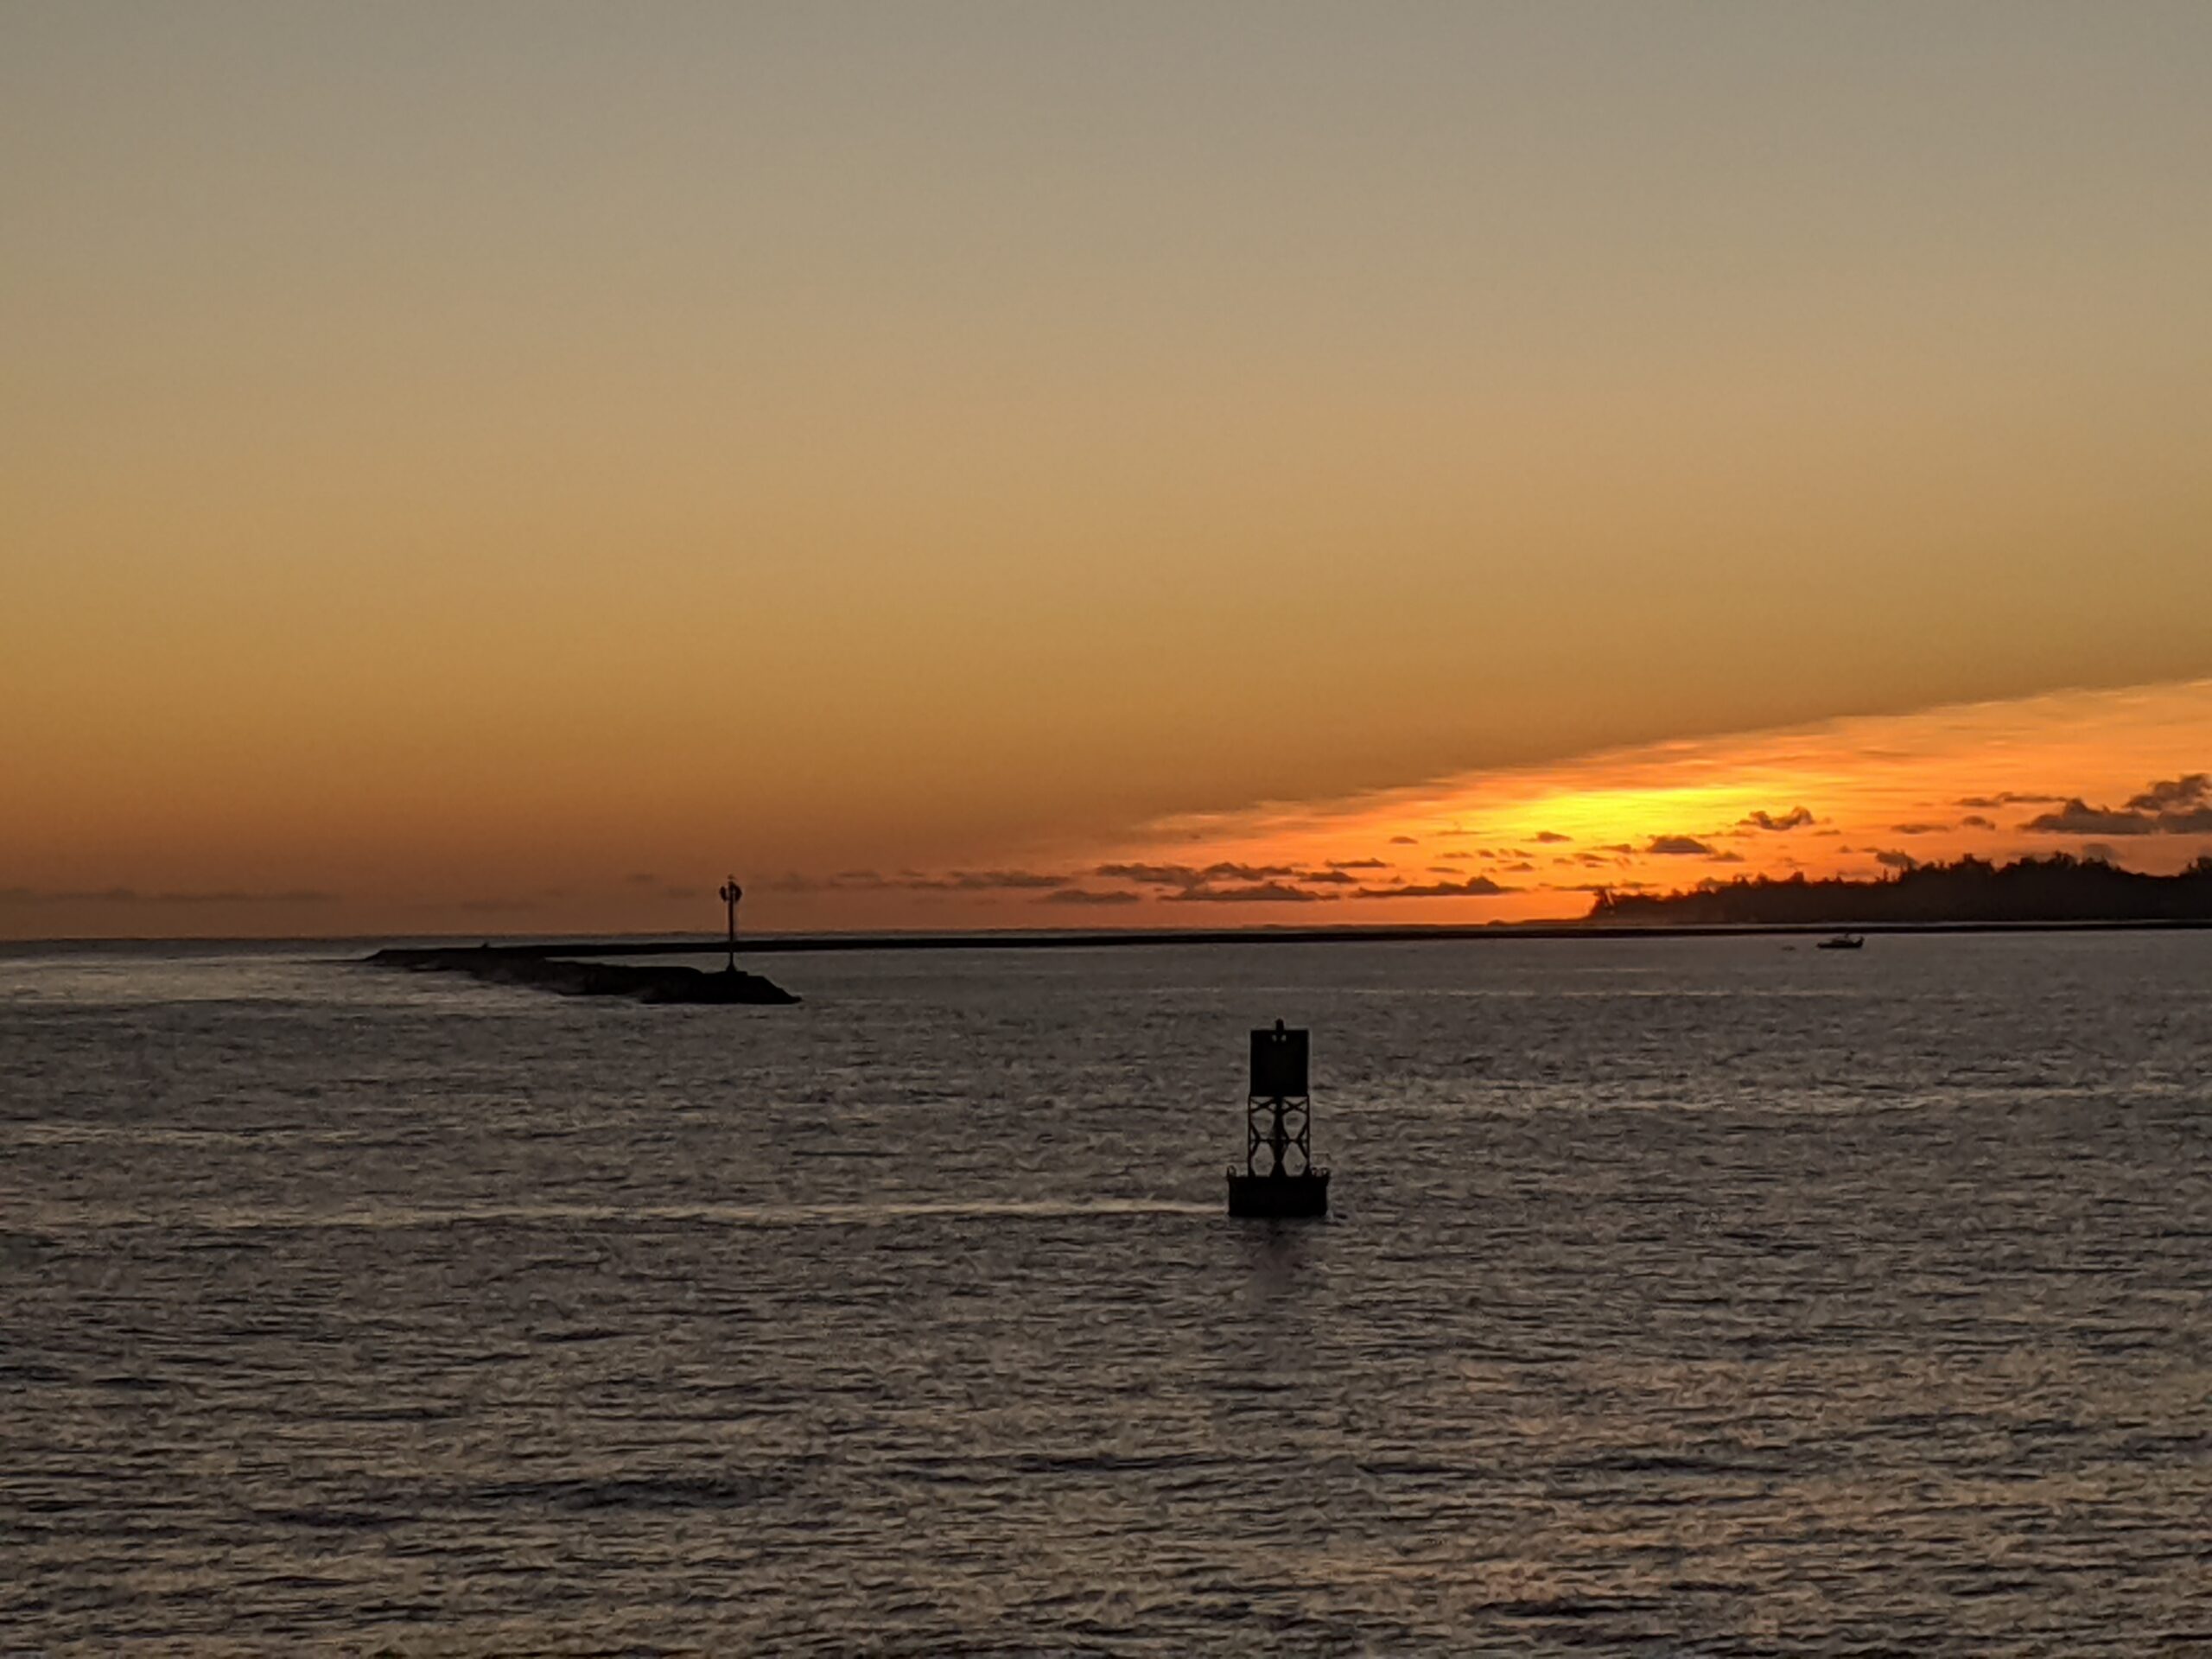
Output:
top-left (1227, 1020), bottom-right (1331, 1218)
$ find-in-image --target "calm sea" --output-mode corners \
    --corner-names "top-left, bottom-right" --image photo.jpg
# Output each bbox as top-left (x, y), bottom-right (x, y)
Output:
top-left (3, 933), bottom-right (2208, 1655)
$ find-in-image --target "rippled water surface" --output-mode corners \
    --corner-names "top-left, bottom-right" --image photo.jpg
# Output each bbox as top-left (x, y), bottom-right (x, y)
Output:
top-left (3, 933), bottom-right (2209, 1654)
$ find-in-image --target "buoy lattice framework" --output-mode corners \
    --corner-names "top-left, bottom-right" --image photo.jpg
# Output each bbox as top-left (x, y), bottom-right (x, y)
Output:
top-left (1227, 1019), bottom-right (1331, 1218)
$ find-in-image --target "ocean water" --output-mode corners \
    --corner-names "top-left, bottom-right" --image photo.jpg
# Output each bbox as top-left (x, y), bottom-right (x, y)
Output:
top-left (3, 932), bottom-right (2208, 1655)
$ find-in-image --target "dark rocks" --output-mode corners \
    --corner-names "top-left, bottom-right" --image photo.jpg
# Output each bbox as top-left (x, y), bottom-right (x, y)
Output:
top-left (367, 946), bottom-right (798, 1005)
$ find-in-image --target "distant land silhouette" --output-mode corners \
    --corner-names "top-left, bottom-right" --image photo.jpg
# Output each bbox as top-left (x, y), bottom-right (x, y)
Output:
top-left (1589, 854), bottom-right (2212, 926)
top-left (371, 944), bottom-right (798, 1004)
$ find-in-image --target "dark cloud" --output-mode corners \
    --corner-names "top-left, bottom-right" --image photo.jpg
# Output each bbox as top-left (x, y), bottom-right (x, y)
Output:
top-left (1957, 791), bottom-right (2066, 808)
top-left (770, 868), bottom-right (1070, 893)
top-left (907, 869), bottom-right (1070, 892)
top-left (1389, 835), bottom-right (1418, 845)
top-left (2127, 773), bottom-right (2212, 816)
top-left (0, 886), bottom-right (339, 906)
top-left (1294, 868), bottom-right (1359, 886)
top-left (2020, 800), bottom-right (2161, 836)
top-left (1739, 807), bottom-right (1815, 832)
top-left (1891, 823), bottom-right (1948, 835)
top-left (1093, 862), bottom-right (1198, 888)
top-left (1705, 850), bottom-right (1745, 863)
top-left (1361, 875), bottom-right (1514, 899)
top-left (1095, 861), bottom-right (1296, 890)
top-left (2141, 800), bottom-right (2212, 836)
top-left (1532, 830), bottom-right (1572, 843)
top-left (764, 869), bottom-right (887, 893)
top-left (1597, 842), bottom-right (1635, 855)
top-left (1165, 881), bottom-right (1338, 904)
top-left (1647, 836), bottom-right (1714, 855)
top-left (1960, 814), bottom-right (1995, 830)
top-left (1204, 861), bottom-right (1299, 882)
top-left (2096, 779), bottom-right (2212, 831)
top-left (1874, 850), bottom-right (1919, 871)
top-left (1038, 887), bottom-right (1141, 906)
top-left (1500, 860), bottom-right (1537, 873)
top-left (1327, 857), bottom-right (1389, 870)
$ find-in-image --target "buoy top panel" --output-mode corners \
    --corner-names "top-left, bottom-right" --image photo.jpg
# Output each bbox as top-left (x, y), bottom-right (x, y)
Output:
top-left (1250, 1024), bottom-right (1309, 1098)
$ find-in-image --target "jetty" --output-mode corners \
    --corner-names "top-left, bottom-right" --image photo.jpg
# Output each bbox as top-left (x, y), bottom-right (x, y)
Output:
top-left (366, 875), bottom-right (798, 1004)
top-left (367, 944), bottom-right (797, 1004)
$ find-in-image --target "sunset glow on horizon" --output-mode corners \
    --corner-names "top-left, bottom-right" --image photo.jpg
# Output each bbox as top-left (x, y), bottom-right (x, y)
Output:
top-left (6, 6), bottom-right (2211, 939)
top-left (1050, 677), bottom-right (2212, 925)
top-left (9, 676), bottom-right (2210, 938)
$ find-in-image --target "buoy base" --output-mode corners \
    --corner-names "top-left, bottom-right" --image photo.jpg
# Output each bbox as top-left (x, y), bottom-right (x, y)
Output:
top-left (1226, 1169), bottom-right (1330, 1219)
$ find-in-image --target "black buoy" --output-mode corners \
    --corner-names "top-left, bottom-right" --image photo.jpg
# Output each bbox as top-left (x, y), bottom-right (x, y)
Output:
top-left (1227, 1020), bottom-right (1330, 1218)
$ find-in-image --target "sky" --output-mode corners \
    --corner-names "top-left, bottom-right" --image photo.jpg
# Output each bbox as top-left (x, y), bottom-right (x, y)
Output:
top-left (4, 3), bottom-right (2210, 938)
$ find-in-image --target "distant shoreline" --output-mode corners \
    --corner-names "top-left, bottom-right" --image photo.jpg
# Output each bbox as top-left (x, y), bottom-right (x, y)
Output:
top-left (359, 917), bottom-right (2212, 961)
top-left (9, 917), bottom-right (2212, 955)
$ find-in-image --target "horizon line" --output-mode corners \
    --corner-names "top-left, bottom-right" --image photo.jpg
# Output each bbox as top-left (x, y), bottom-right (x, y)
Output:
top-left (10, 916), bottom-right (2212, 956)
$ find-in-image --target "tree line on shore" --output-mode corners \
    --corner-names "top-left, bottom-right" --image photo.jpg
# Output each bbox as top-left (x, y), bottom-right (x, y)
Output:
top-left (1587, 853), bottom-right (2212, 925)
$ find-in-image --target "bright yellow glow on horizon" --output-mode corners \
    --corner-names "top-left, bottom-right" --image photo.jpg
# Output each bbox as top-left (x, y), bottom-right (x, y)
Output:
top-left (1053, 680), bottom-right (2212, 924)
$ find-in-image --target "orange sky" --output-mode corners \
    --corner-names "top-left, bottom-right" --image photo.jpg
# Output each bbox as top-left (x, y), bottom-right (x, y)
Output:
top-left (7, 677), bottom-right (2209, 938)
top-left (4, 8), bottom-right (2210, 939)
top-left (1040, 677), bottom-right (2212, 923)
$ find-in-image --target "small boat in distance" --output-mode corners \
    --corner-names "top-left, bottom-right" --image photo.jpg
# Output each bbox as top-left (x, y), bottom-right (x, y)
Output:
top-left (1815, 932), bottom-right (1866, 950)
top-left (1228, 1020), bottom-right (1330, 1219)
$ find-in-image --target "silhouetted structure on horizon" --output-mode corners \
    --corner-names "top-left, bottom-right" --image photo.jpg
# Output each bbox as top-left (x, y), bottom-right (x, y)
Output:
top-left (369, 944), bottom-right (798, 1004)
top-left (1589, 854), bottom-right (2212, 927)
top-left (719, 876), bottom-right (744, 970)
